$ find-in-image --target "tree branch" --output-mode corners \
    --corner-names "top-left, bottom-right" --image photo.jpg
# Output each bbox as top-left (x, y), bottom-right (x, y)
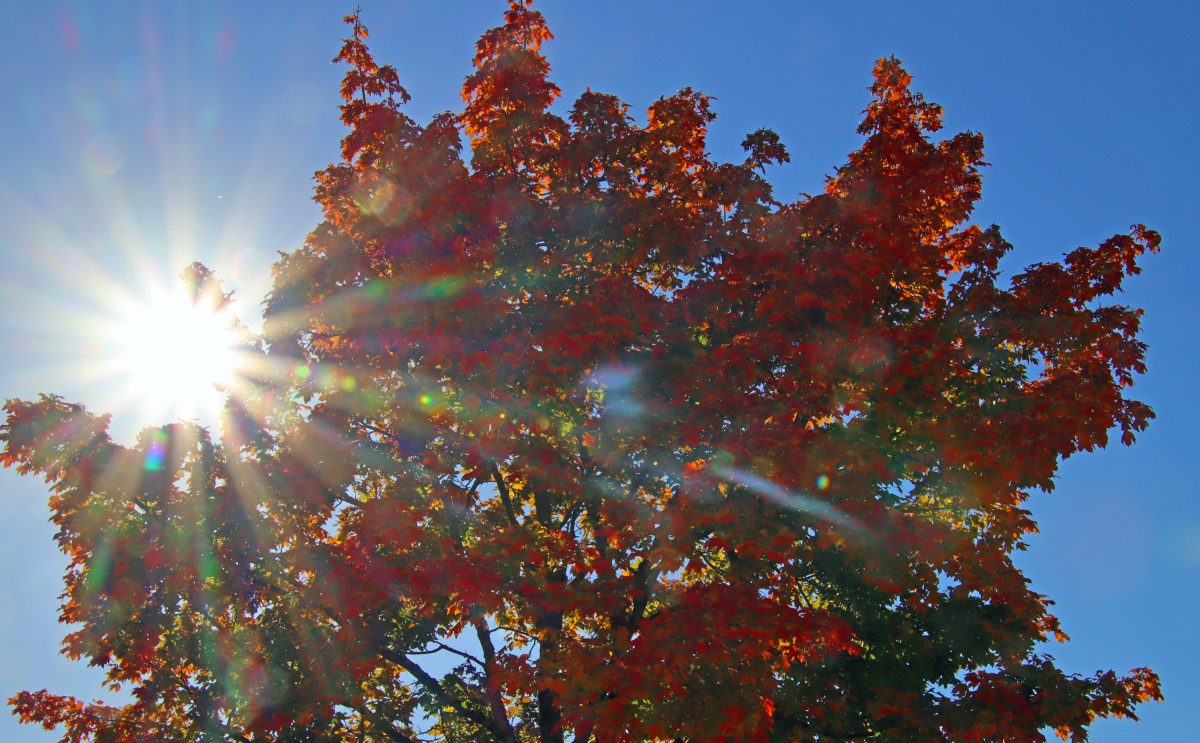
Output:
top-left (471, 610), bottom-right (519, 742)
top-left (536, 567), bottom-right (567, 743)
top-left (380, 649), bottom-right (518, 743)
top-left (489, 461), bottom-right (521, 526)
top-left (432, 640), bottom-right (485, 670)
top-left (358, 706), bottom-right (419, 743)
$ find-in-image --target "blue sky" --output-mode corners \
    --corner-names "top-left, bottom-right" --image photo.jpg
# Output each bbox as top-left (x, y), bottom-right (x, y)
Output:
top-left (0, 1), bottom-right (1196, 739)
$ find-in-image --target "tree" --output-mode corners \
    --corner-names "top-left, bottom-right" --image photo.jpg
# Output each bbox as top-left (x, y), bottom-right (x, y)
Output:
top-left (2, 3), bottom-right (1163, 741)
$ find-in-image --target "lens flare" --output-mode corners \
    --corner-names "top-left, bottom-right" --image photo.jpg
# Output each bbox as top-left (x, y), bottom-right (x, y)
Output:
top-left (144, 429), bottom-right (169, 471)
top-left (99, 283), bottom-right (247, 427)
top-left (713, 465), bottom-right (862, 535)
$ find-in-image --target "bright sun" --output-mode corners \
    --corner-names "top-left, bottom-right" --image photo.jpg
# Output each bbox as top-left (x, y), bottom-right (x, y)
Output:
top-left (101, 283), bottom-right (246, 426)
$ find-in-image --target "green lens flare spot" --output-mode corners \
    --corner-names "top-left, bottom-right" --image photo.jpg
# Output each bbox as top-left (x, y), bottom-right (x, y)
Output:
top-left (84, 547), bottom-right (114, 596)
top-left (200, 553), bottom-right (220, 582)
top-left (364, 279), bottom-right (388, 299)
top-left (816, 474), bottom-right (830, 490)
top-left (144, 429), bottom-right (169, 471)
top-left (425, 276), bottom-right (461, 299)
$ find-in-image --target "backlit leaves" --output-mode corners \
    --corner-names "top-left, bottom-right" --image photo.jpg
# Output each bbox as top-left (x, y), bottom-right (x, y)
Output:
top-left (2, 4), bottom-right (1161, 742)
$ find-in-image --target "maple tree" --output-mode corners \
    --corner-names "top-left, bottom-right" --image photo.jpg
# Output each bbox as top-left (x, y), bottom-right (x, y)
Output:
top-left (1, 3), bottom-right (1164, 741)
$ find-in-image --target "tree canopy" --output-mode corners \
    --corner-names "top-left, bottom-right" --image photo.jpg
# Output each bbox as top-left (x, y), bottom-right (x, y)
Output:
top-left (2, 2), bottom-right (1162, 741)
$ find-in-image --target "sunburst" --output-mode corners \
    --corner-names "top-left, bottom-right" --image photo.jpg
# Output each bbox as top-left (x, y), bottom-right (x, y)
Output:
top-left (95, 275), bottom-right (249, 428)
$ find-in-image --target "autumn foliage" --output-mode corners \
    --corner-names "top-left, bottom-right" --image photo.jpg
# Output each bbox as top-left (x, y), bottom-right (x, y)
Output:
top-left (2, 3), bottom-right (1162, 741)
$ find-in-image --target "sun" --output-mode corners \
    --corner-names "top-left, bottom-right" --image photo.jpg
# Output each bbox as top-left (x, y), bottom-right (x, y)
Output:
top-left (99, 279), bottom-right (248, 428)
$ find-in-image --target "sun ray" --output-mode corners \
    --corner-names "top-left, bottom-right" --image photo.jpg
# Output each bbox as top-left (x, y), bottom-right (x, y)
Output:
top-left (92, 274), bottom-right (250, 431)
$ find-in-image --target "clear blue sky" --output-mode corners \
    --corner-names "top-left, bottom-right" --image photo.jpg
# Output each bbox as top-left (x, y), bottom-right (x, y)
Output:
top-left (0, 2), bottom-right (1196, 739)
